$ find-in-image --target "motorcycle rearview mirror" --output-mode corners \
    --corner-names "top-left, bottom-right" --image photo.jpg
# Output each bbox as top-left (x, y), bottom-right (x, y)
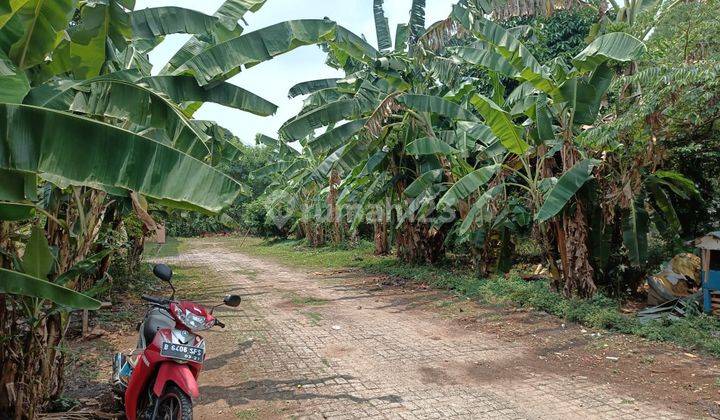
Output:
top-left (153, 264), bottom-right (175, 299)
top-left (224, 294), bottom-right (241, 307)
top-left (211, 294), bottom-right (241, 314)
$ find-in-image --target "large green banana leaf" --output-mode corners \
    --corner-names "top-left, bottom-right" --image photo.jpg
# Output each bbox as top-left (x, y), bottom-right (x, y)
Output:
top-left (623, 193), bottom-right (649, 266)
top-left (173, 20), bottom-right (377, 85)
top-left (289, 78), bottom-right (340, 98)
top-left (535, 94), bottom-right (554, 141)
top-left (405, 169), bottom-right (443, 198)
top-left (66, 3), bottom-right (110, 79)
top-left (437, 164), bottom-right (500, 209)
top-left (459, 184), bottom-right (504, 235)
top-left (0, 169), bottom-right (36, 201)
top-left (572, 32), bottom-right (646, 72)
top-left (505, 81), bottom-right (536, 114)
top-left (395, 23), bottom-right (409, 52)
top-left (399, 94), bottom-right (479, 122)
top-left (470, 94), bottom-right (528, 154)
top-left (360, 149), bottom-right (388, 176)
top-left (27, 73), bottom-right (275, 158)
top-left (315, 142), bottom-right (367, 176)
top-left (334, 26), bottom-right (379, 65)
top-left (252, 161), bottom-right (290, 178)
top-left (0, 169), bottom-right (36, 220)
top-left (0, 267), bottom-right (101, 309)
top-left (373, 0), bottom-right (392, 50)
top-left (0, 202), bottom-right (34, 220)
top-left (65, 0), bottom-right (136, 79)
top-left (0, 104), bottom-right (241, 213)
top-left (172, 19), bottom-right (334, 84)
top-left (212, 0), bottom-right (268, 29)
top-left (255, 133), bottom-right (298, 157)
top-left (22, 226), bottom-right (54, 279)
top-left (464, 16), bottom-right (558, 96)
top-left (409, 0), bottom-right (426, 42)
top-left (307, 119), bottom-right (367, 154)
top-left (405, 137), bottom-right (459, 155)
top-left (535, 159), bottom-right (599, 222)
top-left (300, 89), bottom-right (345, 113)
top-left (0, 49), bottom-right (29, 102)
top-left (647, 182), bottom-right (680, 235)
top-left (453, 45), bottom-right (517, 77)
top-left (163, 0), bottom-right (269, 72)
top-left (142, 76), bottom-right (277, 116)
top-left (558, 63), bottom-right (614, 125)
top-left (280, 99), bottom-right (373, 141)
top-left (0, 0), bottom-right (31, 29)
top-left (652, 170), bottom-right (699, 198)
top-left (0, 0), bottom-right (75, 69)
top-left (66, 81), bottom-right (211, 159)
top-left (131, 7), bottom-right (220, 39)
top-left (26, 71), bottom-right (275, 115)
top-left (458, 121), bottom-right (498, 145)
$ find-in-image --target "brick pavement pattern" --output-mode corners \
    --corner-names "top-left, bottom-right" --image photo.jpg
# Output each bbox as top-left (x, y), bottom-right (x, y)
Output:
top-left (158, 240), bottom-right (688, 420)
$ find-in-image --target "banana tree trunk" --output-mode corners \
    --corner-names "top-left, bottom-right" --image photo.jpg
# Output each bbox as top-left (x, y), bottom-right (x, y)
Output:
top-left (328, 170), bottom-right (343, 246)
top-left (303, 220), bottom-right (325, 247)
top-left (373, 215), bottom-right (390, 256)
top-left (559, 143), bottom-right (597, 297)
top-left (536, 145), bottom-right (564, 290)
top-left (395, 221), bottom-right (446, 264)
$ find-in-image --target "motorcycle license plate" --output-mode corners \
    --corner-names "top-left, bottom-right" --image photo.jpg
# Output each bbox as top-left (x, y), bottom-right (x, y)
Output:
top-left (160, 342), bottom-right (204, 363)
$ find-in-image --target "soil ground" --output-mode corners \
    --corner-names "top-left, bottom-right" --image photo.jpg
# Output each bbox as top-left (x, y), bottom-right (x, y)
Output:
top-left (63, 238), bottom-right (720, 419)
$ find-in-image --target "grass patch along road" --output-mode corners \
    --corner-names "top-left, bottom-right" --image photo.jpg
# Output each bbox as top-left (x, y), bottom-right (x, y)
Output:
top-left (227, 236), bottom-right (720, 358)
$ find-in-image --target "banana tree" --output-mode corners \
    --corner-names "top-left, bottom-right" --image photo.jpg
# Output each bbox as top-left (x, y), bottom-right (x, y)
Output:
top-left (252, 135), bottom-right (339, 247)
top-left (273, 0), bottom-right (462, 262)
top-left (0, 0), bottom-right (389, 414)
top-left (445, 2), bottom-right (696, 296)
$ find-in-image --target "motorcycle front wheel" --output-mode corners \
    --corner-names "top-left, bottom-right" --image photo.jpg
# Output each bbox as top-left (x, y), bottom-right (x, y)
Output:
top-left (154, 384), bottom-right (192, 420)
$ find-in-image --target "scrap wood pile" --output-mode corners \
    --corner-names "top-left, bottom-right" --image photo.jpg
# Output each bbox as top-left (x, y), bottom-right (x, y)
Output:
top-left (639, 253), bottom-right (703, 322)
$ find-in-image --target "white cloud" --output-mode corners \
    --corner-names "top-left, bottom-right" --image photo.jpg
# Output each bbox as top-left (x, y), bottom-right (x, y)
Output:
top-left (138, 0), bottom-right (455, 144)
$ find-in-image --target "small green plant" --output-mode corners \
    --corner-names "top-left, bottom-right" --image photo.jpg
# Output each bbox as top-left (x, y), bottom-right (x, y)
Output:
top-left (289, 294), bottom-right (329, 307)
top-left (303, 311), bottom-right (323, 325)
top-left (235, 408), bottom-right (259, 419)
top-left (46, 396), bottom-right (80, 413)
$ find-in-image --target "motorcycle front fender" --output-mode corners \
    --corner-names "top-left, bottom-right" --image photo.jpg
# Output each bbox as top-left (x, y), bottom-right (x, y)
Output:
top-left (153, 362), bottom-right (200, 398)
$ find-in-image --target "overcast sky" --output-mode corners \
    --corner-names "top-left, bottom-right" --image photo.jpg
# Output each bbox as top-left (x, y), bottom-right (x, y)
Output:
top-left (134, 0), bottom-right (454, 145)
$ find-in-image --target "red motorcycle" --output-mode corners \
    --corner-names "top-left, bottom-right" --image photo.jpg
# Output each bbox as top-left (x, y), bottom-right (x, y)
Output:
top-left (112, 264), bottom-right (241, 419)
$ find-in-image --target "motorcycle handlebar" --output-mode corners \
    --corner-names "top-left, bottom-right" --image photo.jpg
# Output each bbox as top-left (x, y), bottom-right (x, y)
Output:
top-left (141, 295), bottom-right (227, 328)
top-left (141, 295), bottom-right (170, 305)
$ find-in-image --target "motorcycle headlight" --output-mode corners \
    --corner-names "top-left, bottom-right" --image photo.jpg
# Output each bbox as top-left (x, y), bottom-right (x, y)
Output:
top-left (172, 304), bottom-right (214, 331)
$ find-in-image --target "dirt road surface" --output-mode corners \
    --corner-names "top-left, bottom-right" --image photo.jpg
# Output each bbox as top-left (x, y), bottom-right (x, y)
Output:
top-left (140, 239), bottom-right (712, 419)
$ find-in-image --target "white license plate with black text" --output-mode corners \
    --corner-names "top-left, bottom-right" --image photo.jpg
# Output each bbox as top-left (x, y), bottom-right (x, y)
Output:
top-left (160, 342), bottom-right (204, 363)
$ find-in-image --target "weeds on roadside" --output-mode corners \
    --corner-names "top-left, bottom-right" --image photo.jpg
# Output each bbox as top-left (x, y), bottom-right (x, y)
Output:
top-left (238, 237), bottom-right (720, 358)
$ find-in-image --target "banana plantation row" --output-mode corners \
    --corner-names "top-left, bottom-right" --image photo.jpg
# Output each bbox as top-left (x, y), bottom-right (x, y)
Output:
top-left (253, 0), bottom-right (717, 301)
top-left (0, 0), bottom-right (718, 417)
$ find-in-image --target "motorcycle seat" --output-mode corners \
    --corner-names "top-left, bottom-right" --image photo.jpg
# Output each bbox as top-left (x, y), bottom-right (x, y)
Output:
top-left (137, 306), bottom-right (175, 349)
